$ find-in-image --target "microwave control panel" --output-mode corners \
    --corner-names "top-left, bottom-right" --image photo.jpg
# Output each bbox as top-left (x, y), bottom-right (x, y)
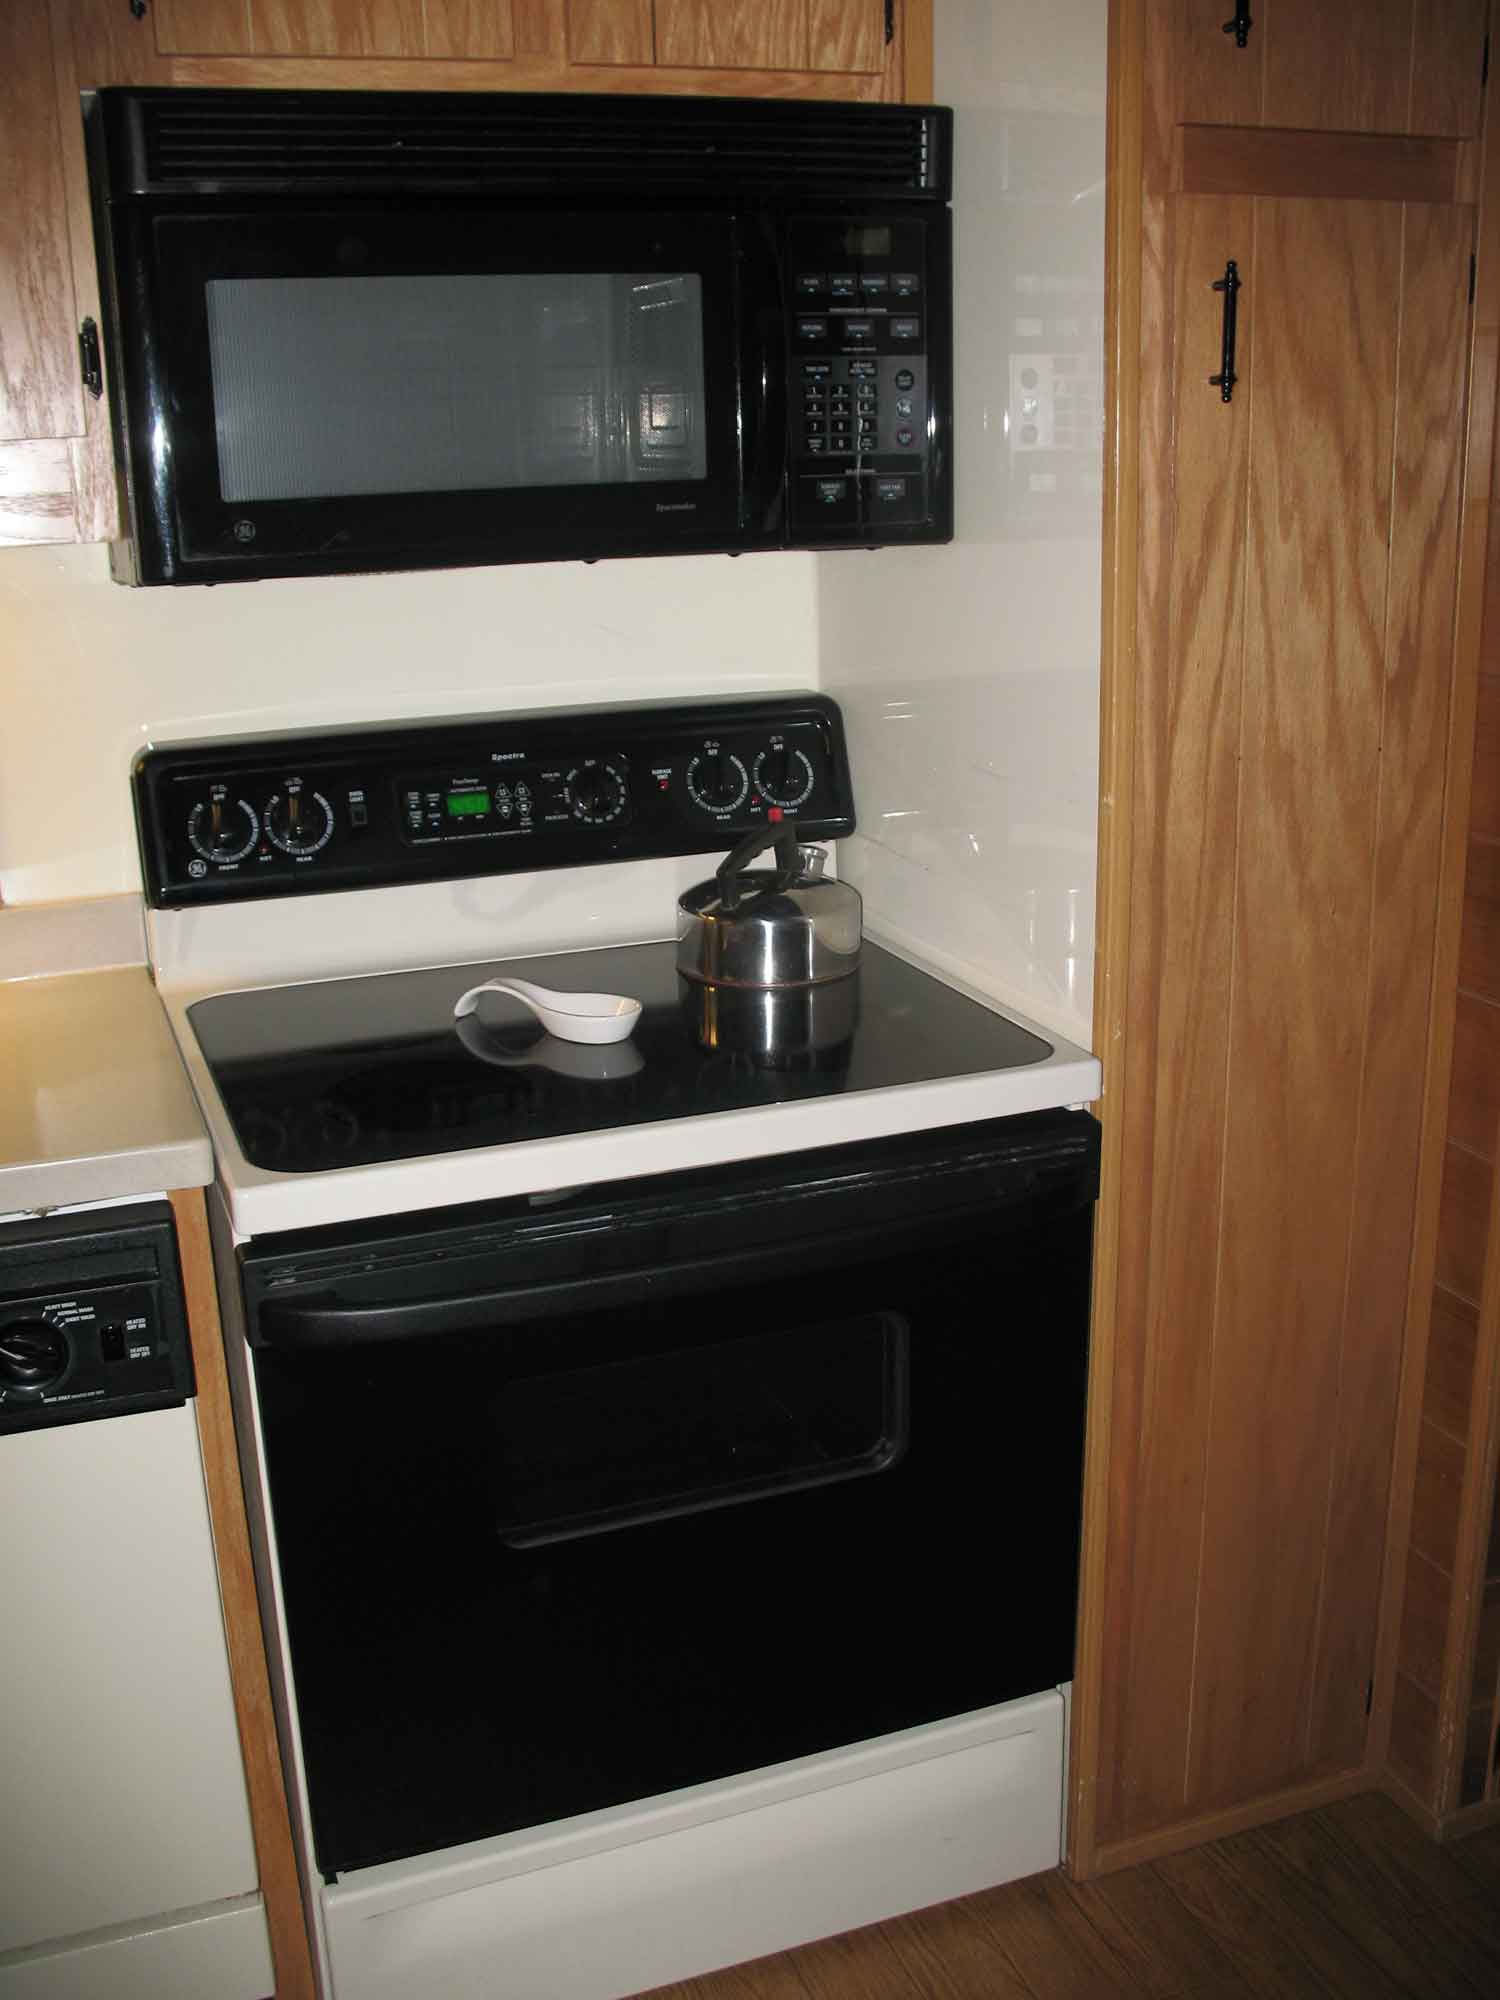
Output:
top-left (784, 215), bottom-right (948, 541)
top-left (134, 696), bottom-right (855, 907)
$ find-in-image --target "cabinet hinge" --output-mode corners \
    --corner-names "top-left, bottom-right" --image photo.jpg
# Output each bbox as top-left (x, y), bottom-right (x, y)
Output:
top-left (129, 0), bottom-right (148, 19)
top-left (885, 0), bottom-right (896, 47)
top-left (1484, 31), bottom-right (1491, 87)
top-left (1471, 253), bottom-right (1478, 303)
top-left (1365, 1679), bottom-right (1374, 1717)
top-left (78, 318), bottom-right (103, 400)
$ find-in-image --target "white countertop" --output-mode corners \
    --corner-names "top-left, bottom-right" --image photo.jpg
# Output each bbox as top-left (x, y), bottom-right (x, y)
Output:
top-left (0, 964), bottom-right (212, 1213)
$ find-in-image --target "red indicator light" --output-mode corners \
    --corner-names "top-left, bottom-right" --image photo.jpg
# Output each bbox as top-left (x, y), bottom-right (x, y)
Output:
top-left (768, 807), bottom-right (784, 822)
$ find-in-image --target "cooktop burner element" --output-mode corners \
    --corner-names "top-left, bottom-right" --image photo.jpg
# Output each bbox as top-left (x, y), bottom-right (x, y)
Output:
top-left (187, 941), bottom-right (1053, 1175)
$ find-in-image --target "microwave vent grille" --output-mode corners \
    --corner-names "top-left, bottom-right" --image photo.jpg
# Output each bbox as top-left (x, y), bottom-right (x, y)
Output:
top-left (125, 91), bottom-right (947, 201)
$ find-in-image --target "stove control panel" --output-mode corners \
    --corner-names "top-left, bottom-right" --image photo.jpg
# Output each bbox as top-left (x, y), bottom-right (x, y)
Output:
top-left (134, 696), bottom-right (854, 907)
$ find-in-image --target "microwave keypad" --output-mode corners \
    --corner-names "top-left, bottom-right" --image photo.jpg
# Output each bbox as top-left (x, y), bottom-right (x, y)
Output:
top-left (797, 357), bottom-right (926, 463)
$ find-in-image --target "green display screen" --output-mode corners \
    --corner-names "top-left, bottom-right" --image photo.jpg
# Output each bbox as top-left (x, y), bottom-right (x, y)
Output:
top-left (446, 790), bottom-right (489, 817)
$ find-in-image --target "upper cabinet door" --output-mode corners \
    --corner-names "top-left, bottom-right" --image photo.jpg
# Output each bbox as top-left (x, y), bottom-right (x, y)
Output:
top-left (566, 0), bottom-right (655, 65)
top-left (1175, 0), bottom-right (1489, 136)
top-left (152, 1), bottom-right (517, 60)
top-left (656, 1), bottom-right (888, 75)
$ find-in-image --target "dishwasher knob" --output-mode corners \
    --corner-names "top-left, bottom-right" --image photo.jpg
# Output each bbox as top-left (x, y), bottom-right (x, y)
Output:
top-left (0, 1319), bottom-right (69, 1392)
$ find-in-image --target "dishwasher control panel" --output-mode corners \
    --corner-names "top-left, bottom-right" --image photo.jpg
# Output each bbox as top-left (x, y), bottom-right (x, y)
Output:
top-left (132, 695), bottom-right (855, 908)
top-left (0, 1204), bottom-right (194, 1434)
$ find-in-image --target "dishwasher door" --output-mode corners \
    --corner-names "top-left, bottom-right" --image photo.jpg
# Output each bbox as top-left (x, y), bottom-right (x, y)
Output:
top-left (0, 1201), bottom-right (272, 2000)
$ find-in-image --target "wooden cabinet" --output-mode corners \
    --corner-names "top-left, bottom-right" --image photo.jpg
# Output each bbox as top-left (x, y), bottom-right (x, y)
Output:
top-left (1379, 221), bottom-right (1500, 1830)
top-left (1074, 0), bottom-right (1492, 1874)
top-left (0, 0), bottom-right (929, 550)
top-left (121, 0), bottom-right (908, 82)
top-left (0, 2), bottom-right (101, 544)
top-left (152, 0), bottom-right (517, 59)
top-left (1173, 0), bottom-right (1488, 138)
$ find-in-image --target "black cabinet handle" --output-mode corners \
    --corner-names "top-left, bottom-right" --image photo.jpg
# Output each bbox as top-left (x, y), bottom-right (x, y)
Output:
top-left (1222, 5), bottom-right (1253, 47)
top-left (1210, 260), bottom-right (1242, 403)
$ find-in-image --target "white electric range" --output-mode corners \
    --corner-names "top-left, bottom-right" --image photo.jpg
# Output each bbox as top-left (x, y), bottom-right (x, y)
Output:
top-left (137, 695), bottom-right (1101, 2000)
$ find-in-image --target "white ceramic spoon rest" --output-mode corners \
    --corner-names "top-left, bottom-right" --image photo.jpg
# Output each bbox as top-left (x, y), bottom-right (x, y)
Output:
top-left (453, 975), bottom-right (642, 1045)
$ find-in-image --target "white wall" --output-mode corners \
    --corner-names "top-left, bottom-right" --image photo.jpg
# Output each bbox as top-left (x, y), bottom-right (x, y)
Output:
top-left (0, 545), bottom-right (817, 906)
top-left (819, 0), bottom-right (1105, 1047)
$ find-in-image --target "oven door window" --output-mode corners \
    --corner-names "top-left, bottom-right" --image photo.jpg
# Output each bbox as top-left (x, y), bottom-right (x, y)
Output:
top-left (492, 1311), bottom-right (908, 1547)
top-left (146, 208), bottom-right (741, 573)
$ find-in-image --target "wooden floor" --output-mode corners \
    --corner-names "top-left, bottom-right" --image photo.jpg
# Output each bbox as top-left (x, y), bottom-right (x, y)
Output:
top-left (635, 1793), bottom-right (1500, 1998)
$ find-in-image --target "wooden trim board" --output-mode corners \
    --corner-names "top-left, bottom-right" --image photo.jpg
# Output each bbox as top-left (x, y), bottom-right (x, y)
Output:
top-left (171, 1188), bottom-right (316, 2000)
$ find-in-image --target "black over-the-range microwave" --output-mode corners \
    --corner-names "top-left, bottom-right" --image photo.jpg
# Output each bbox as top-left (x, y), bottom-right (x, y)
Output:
top-left (83, 88), bottom-right (953, 587)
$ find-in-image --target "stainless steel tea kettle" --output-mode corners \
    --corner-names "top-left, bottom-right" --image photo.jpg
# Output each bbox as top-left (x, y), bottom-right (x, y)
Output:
top-left (676, 824), bottom-right (862, 989)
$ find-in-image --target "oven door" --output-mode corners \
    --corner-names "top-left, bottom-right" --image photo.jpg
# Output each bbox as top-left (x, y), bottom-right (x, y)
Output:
top-left (109, 200), bottom-right (779, 583)
top-left (241, 1113), bottom-right (1097, 1879)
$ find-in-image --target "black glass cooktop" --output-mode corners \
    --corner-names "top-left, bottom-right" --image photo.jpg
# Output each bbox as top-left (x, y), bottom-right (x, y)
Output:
top-left (187, 941), bottom-right (1053, 1175)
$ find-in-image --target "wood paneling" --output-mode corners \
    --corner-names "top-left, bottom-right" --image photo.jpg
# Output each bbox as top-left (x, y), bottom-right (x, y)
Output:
top-left (566, 0), bottom-right (653, 63)
top-left (1450, 993), bottom-right (1500, 1160)
top-left (152, 1), bottom-right (254, 55)
top-left (1473, 676), bottom-right (1500, 840)
top-left (1387, 1670), bottom-right (1440, 1793)
top-left (1461, 836), bottom-right (1500, 997)
top-left (808, 1), bottom-right (886, 74)
top-left (1409, 0), bottom-right (1491, 140)
top-left (1397, 1546), bottom-right (1451, 1696)
top-left (425, 1), bottom-right (518, 58)
top-left (249, 0), bottom-right (427, 57)
top-left (0, 0), bottom-right (80, 444)
top-left (1095, 188), bottom-right (1256, 1844)
top-left (1086, 0), bottom-right (1488, 1867)
top-left (1425, 1287), bottom-right (1482, 1442)
top-left (1176, 127), bottom-right (1465, 205)
top-left (169, 1191), bottom-right (315, 2000)
top-left (1175, 0), bottom-right (1487, 140)
top-left (656, 0), bottom-right (806, 70)
top-left (1310, 197), bottom-right (1470, 1775)
top-left (1435, 1143), bottom-right (1495, 1305)
top-left (1188, 198), bottom-right (1409, 1811)
top-left (1261, 0), bottom-right (1415, 137)
top-left (0, 438), bottom-right (79, 544)
top-left (1410, 1420), bottom-right (1466, 1573)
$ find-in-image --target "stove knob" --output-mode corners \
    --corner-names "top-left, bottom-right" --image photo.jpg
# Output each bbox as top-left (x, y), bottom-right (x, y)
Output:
top-left (686, 747), bottom-right (750, 815)
top-left (0, 1320), bottom-right (69, 1393)
top-left (753, 743), bottom-right (815, 810)
top-left (187, 791), bottom-right (259, 865)
top-left (265, 784), bottom-right (335, 856)
top-left (566, 760), bottom-right (628, 826)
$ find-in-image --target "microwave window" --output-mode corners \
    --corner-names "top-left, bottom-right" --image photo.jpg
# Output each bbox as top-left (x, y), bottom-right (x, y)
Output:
top-left (204, 273), bottom-right (708, 502)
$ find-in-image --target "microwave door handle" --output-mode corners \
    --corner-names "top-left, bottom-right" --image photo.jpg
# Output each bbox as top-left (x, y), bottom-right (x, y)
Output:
top-left (739, 218), bottom-right (788, 533)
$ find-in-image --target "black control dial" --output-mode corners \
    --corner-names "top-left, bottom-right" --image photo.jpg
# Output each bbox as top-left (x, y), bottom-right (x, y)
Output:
top-left (686, 746), bottom-right (750, 816)
top-left (565, 759), bottom-right (629, 826)
top-left (265, 783), bottom-right (334, 856)
top-left (753, 743), bottom-right (816, 810)
top-left (0, 1320), bottom-right (68, 1394)
top-left (187, 790), bottom-right (258, 865)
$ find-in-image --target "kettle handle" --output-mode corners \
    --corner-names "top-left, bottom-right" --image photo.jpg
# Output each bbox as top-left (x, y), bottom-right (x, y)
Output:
top-left (717, 822), bottom-right (802, 912)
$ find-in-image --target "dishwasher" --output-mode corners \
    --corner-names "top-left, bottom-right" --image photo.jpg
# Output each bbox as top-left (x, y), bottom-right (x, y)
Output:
top-left (0, 1199), bottom-right (272, 2000)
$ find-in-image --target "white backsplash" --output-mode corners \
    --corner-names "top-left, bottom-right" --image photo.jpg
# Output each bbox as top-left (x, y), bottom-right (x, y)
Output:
top-left (819, 0), bottom-right (1105, 1049)
top-left (0, 544), bottom-right (817, 906)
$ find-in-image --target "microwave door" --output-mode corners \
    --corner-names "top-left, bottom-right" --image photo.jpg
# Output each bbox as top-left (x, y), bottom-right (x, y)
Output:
top-left (133, 207), bottom-right (749, 583)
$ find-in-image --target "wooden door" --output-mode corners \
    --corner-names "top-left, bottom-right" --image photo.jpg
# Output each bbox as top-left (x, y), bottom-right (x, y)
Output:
top-left (1173, 0), bottom-right (1489, 136)
top-left (655, 1), bottom-right (888, 75)
top-left (1088, 179), bottom-right (1472, 1854)
top-left (151, 1), bottom-right (518, 59)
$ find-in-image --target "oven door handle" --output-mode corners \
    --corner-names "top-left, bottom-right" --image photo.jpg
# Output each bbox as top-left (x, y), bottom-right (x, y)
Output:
top-left (255, 1218), bottom-right (951, 1351)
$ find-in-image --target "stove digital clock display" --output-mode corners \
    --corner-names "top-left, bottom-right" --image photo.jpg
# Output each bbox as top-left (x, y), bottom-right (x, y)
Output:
top-left (447, 790), bottom-right (489, 818)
